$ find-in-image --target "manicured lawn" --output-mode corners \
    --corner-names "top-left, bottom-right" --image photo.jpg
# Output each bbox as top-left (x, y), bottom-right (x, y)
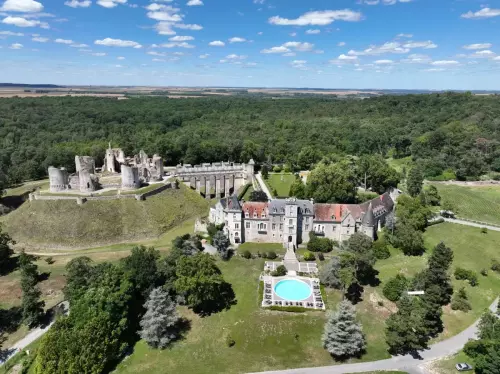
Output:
top-left (237, 242), bottom-right (285, 255)
top-left (265, 173), bottom-right (296, 198)
top-left (115, 257), bottom-right (391, 374)
top-left (431, 183), bottom-right (500, 225)
top-left (376, 222), bottom-right (500, 340)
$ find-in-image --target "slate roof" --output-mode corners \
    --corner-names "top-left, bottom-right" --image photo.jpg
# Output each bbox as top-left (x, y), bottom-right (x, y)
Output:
top-left (361, 202), bottom-right (375, 227)
top-left (269, 199), bottom-right (314, 215)
top-left (227, 195), bottom-right (242, 211)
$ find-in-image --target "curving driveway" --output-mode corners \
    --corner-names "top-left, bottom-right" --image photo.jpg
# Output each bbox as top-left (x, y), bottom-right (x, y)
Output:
top-left (249, 298), bottom-right (498, 374)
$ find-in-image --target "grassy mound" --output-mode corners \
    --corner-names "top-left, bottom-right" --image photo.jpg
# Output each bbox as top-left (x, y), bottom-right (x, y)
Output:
top-left (2, 185), bottom-right (209, 249)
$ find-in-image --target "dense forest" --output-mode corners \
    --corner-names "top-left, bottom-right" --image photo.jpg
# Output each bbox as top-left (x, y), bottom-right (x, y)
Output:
top-left (1, 93), bottom-right (500, 189)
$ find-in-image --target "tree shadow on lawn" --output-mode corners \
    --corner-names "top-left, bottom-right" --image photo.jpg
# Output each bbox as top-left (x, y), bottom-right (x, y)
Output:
top-left (193, 281), bottom-right (237, 317)
top-left (0, 256), bottom-right (19, 276)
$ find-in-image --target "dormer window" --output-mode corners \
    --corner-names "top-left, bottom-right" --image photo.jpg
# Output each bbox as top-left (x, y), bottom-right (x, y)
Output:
top-left (273, 208), bottom-right (277, 213)
top-left (261, 213), bottom-right (266, 219)
top-left (253, 212), bottom-right (257, 218)
top-left (245, 212), bottom-right (249, 218)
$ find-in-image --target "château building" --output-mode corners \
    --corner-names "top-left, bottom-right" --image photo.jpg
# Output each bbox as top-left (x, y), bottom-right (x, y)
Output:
top-left (209, 190), bottom-right (399, 248)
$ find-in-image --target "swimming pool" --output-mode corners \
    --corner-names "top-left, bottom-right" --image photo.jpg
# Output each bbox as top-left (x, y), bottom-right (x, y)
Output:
top-left (274, 279), bottom-right (312, 301)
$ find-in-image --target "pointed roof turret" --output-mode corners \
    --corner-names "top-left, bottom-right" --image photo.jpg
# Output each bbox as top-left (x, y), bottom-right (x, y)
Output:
top-left (248, 158), bottom-right (255, 165)
top-left (362, 202), bottom-right (375, 227)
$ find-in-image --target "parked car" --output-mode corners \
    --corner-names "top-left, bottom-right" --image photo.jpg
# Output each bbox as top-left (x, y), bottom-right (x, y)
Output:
top-left (440, 210), bottom-right (456, 219)
top-left (455, 363), bottom-right (473, 371)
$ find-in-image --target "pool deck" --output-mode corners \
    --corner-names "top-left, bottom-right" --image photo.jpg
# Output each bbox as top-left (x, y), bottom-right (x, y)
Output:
top-left (261, 275), bottom-right (325, 310)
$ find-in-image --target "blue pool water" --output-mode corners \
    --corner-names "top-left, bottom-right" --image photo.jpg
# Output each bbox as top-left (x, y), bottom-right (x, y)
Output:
top-left (274, 279), bottom-right (312, 301)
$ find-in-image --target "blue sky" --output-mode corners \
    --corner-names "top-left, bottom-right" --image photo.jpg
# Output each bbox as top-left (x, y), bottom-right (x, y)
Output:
top-left (1, 0), bottom-right (500, 89)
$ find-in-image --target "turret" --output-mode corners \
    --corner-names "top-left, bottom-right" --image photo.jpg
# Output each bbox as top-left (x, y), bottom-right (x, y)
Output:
top-left (361, 202), bottom-right (375, 239)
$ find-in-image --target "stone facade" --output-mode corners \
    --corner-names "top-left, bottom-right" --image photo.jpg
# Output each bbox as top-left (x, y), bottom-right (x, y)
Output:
top-left (176, 159), bottom-right (255, 199)
top-left (210, 191), bottom-right (399, 247)
top-left (48, 144), bottom-right (165, 193)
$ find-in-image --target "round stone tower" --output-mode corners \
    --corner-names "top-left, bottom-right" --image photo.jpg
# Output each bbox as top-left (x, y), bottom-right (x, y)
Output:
top-left (48, 166), bottom-right (69, 192)
top-left (121, 165), bottom-right (141, 190)
top-left (79, 170), bottom-right (98, 192)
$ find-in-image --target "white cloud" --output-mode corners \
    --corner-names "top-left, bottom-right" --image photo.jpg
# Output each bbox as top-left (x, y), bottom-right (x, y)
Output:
top-left (209, 40), bottom-right (225, 46)
top-left (291, 60), bottom-right (306, 68)
top-left (461, 8), bottom-right (500, 19)
top-left (424, 68), bottom-right (445, 72)
top-left (469, 50), bottom-right (496, 58)
top-left (9, 42), bottom-right (23, 49)
top-left (147, 51), bottom-right (166, 56)
top-left (169, 35), bottom-right (193, 41)
top-left (91, 52), bottom-right (106, 56)
top-left (199, 53), bottom-right (209, 58)
top-left (229, 37), bottom-right (246, 43)
top-left (305, 29), bottom-right (320, 34)
top-left (402, 40), bottom-right (437, 49)
top-left (493, 56), bottom-right (500, 61)
top-left (269, 9), bottom-right (362, 26)
top-left (175, 23), bottom-right (202, 30)
top-left (96, 0), bottom-right (127, 8)
top-left (289, 32), bottom-right (297, 37)
top-left (282, 52), bottom-right (296, 57)
top-left (117, 56), bottom-right (125, 60)
top-left (261, 45), bottom-right (290, 54)
top-left (337, 41), bottom-right (346, 46)
top-left (397, 33), bottom-right (413, 38)
top-left (348, 42), bottom-right (409, 56)
top-left (226, 54), bottom-right (247, 60)
top-left (115, 64), bottom-right (122, 67)
top-left (32, 36), bottom-right (48, 42)
top-left (401, 53), bottom-right (431, 64)
top-left (0, 30), bottom-right (23, 36)
top-left (363, 0), bottom-right (413, 4)
top-left (95, 37), bottom-right (142, 48)
top-left (1, 0), bottom-right (43, 12)
top-left (283, 41), bottom-right (314, 51)
top-left (64, 0), bottom-right (92, 8)
top-left (148, 11), bottom-right (182, 22)
top-left (338, 54), bottom-right (357, 60)
top-left (161, 41), bottom-right (194, 48)
top-left (55, 38), bottom-right (74, 44)
top-left (70, 43), bottom-right (88, 47)
top-left (2, 16), bottom-right (49, 28)
top-left (186, 0), bottom-right (202, 6)
top-left (462, 43), bottom-right (492, 50)
top-left (329, 54), bottom-right (358, 64)
top-left (374, 59), bottom-right (394, 64)
top-left (431, 60), bottom-right (459, 66)
top-left (154, 22), bottom-right (175, 35)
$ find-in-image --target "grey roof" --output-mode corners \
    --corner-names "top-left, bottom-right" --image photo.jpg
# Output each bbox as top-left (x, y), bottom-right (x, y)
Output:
top-left (269, 199), bottom-right (314, 215)
top-left (226, 195), bottom-right (242, 211)
top-left (361, 202), bottom-right (375, 227)
top-left (219, 197), bottom-right (228, 209)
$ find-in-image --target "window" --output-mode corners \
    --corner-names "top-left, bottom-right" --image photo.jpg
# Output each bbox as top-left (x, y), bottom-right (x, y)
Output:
top-left (305, 224), bottom-right (309, 231)
top-left (233, 214), bottom-right (236, 220)
top-left (246, 222), bottom-right (250, 229)
top-left (279, 224), bottom-right (283, 230)
top-left (261, 213), bottom-right (266, 219)
top-left (289, 219), bottom-right (293, 225)
top-left (235, 231), bottom-right (239, 237)
top-left (245, 212), bottom-right (249, 218)
top-left (258, 223), bottom-right (267, 231)
top-left (305, 217), bottom-right (309, 224)
top-left (235, 223), bottom-right (239, 229)
top-left (272, 223), bottom-right (276, 230)
top-left (253, 212), bottom-right (257, 218)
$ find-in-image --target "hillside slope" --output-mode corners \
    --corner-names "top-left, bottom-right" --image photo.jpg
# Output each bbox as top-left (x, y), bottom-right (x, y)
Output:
top-left (2, 186), bottom-right (209, 249)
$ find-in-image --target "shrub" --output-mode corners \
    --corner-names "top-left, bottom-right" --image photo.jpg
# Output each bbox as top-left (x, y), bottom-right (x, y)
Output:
top-left (481, 268), bottom-right (488, 276)
top-left (241, 250), bottom-right (252, 259)
top-left (481, 227), bottom-right (488, 234)
top-left (44, 256), bottom-right (54, 265)
top-left (303, 251), bottom-right (315, 261)
top-left (226, 335), bottom-right (235, 347)
top-left (491, 259), bottom-right (500, 273)
top-left (318, 253), bottom-right (325, 261)
top-left (451, 287), bottom-right (472, 312)
top-left (454, 267), bottom-right (479, 286)
top-left (377, 300), bottom-right (384, 307)
top-left (307, 233), bottom-right (334, 253)
top-left (373, 238), bottom-right (391, 260)
top-left (383, 274), bottom-right (408, 302)
top-left (271, 265), bottom-right (287, 277)
top-left (267, 251), bottom-right (277, 260)
top-left (261, 252), bottom-right (268, 259)
top-left (273, 165), bottom-right (282, 173)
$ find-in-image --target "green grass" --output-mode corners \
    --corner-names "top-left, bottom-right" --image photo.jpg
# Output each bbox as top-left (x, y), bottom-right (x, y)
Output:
top-left (386, 157), bottom-right (413, 174)
top-left (241, 185), bottom-right (254, 201)
top-left (1, 185), bottom-right (209, 249)
top-left (237, 242), bottom-right (285, 255)
top-left (2, 179), bottom-right (49, 197)
top-left (376, 222), bottom-right (500, 340)
top-left (114, 257), bottom-right (390, 374)
top-left (431, 183), bottom-right (500, 225)
top-left (265, 173), bottom-right (296, 197)
top-left (431, 351), bottom-right (472, 374)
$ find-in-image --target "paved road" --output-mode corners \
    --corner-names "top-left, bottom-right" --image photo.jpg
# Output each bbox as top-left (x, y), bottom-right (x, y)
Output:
top-left (0, 302), bottom-right (69, 366)
top-left (256, 172), bottom-right (273, 200)
top-left (442, 218), bottom-right (500, 232)
top-left (249, 298), bottom-right (498, 374)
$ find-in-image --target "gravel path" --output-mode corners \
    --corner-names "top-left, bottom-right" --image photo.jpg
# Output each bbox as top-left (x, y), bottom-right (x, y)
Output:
top-left (442, 218), bottom-right (500, 232)
top-left (255, 172), bottom-right (273, 200)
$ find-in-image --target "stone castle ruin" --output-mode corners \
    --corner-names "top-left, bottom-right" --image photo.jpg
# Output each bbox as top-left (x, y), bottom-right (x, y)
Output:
top-left (48, 145), bottom-right (164, 193)
top-left (176, 160), bottom-right (254, 199)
